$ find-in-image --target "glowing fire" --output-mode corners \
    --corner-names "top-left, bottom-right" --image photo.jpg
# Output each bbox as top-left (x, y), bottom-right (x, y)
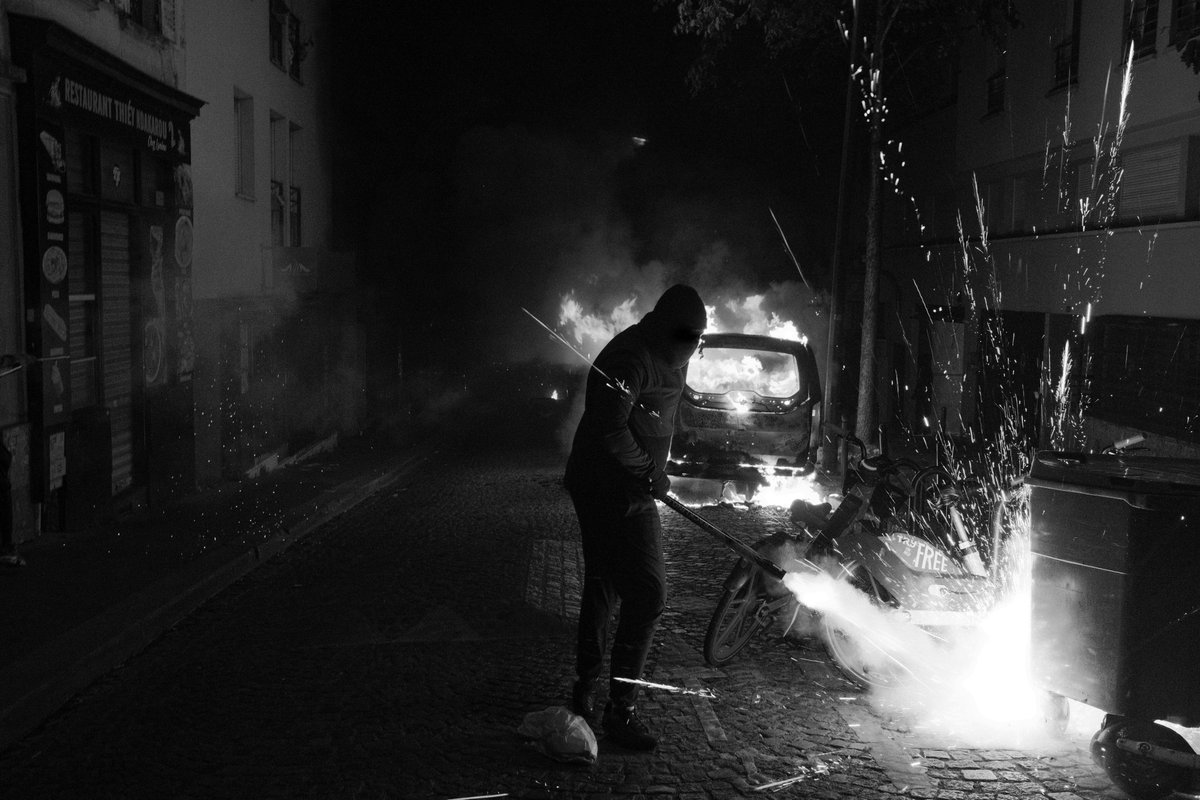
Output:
top-left (687, 350), bottom-right (801, 398)
top-left (783, 524), bottom-right (1053, 747)
top-left (550, 389), bottom-right (559, 400)
top-left (752, 473), bottom-right (824, 508)
top-left (557, 290), bottom-right (810, 355)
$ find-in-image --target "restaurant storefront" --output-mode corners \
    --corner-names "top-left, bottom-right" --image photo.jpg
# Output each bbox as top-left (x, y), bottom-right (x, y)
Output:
top-left (11, 17), bottom-right (202, 527)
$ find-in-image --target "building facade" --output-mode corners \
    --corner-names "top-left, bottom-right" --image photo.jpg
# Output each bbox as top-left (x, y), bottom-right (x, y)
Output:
top-left (1, 0), bottom-right (198, 535)
top-left (885, 0), bottom-right (1200, 457)
top-left (0, 0), bottom-right (359, 542)
top-left (186, 0), bottom-right (361, 485)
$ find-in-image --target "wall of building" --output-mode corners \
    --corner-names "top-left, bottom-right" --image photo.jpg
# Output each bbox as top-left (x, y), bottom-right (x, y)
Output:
top-left (885, 0), bottom-right (1200, 455)
top-left (956, 0), bottom-right (1200, 172)
top-left (184, 0), bottom-right (358, 485)
top-left (186, 0), bottom-right (332, 302)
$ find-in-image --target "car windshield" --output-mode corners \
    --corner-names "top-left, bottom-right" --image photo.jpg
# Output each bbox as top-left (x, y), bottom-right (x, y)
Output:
top-left (686, 346), bottom-right (801, 398)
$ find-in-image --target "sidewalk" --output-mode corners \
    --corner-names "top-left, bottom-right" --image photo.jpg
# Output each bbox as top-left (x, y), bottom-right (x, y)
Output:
top-left (0, 432), bottom-right (429, 752)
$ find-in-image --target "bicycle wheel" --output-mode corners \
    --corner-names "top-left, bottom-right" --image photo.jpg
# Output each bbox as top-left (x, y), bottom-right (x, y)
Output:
top-left (821, 564), bottom-right (904, 689)
top-left (703, 562), bottom-right (769, 666)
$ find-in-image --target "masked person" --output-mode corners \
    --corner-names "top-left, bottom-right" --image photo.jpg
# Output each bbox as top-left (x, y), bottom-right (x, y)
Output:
top-left (563, 284), bottom-right (706, 750)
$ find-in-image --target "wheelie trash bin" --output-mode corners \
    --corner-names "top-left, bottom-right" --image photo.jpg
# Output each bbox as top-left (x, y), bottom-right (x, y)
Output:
top-left (1027, 450), bottom-right (1200, 800)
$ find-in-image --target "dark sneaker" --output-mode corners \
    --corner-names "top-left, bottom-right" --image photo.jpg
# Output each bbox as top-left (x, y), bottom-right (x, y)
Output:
top-left (602, 701), bottom-right (657, 751)
top-left (571, 680), bottom-right (595, 719)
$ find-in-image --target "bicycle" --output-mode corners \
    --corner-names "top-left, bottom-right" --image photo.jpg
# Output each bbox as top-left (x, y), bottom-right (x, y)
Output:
top-left (699, 434), bottom-right (1028, 689)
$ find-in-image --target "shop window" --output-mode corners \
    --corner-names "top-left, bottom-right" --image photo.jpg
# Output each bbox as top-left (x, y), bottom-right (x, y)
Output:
top-left (235, 91), bottom-right (255, 199)
top-left (100, 142), bottom-right (135, 205)
top-left (68, 212), bottom-right (99, 409)
top-left (1086, 316), bottom-right (1200, 442)
top-left (66, 129), bottom-right (97, 197)
top-left (1125, 0), bottom-right (1159, 58)
top-left (140, 156), bottom-right (172, 208)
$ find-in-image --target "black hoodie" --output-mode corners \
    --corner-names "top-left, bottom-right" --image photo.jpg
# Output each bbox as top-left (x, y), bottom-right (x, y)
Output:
top-left (564, 285), bottom-right (706, 506)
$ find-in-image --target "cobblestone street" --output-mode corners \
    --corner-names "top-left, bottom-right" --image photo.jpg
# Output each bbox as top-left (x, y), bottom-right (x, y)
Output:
top-left (0, 421), bottom-right (1126, 799)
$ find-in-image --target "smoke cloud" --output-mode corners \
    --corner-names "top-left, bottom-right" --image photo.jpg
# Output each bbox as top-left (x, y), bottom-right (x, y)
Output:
top-left (450, 124), bottom-right (828, 368)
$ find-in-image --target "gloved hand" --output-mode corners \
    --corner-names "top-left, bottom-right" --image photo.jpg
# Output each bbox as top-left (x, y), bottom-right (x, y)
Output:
top-left (649, 472), bottom-right (671, 500)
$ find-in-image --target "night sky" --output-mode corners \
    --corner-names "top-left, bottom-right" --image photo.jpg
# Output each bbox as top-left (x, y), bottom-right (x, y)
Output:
top-left (329, 1), bottom-right (847, 375)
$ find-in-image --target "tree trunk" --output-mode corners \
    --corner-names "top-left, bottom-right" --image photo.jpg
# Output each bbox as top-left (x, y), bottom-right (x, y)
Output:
top-left (855, 119), bottom-right (883, 445)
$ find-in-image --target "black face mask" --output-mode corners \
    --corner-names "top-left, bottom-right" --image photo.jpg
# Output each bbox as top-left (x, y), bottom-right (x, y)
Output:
top-left (664, 328), bottom-right (704, 369)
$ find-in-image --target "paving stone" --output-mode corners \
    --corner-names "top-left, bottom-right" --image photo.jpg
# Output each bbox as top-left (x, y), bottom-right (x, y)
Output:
top-left (962, 769), bottom-right (999, 780)
top-left (0, 436), bottom-right (1125, 799)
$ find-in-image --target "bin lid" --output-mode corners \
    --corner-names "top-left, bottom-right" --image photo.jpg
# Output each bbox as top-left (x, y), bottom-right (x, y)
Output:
top-left (1030, 452), bottom-right (1200, 496)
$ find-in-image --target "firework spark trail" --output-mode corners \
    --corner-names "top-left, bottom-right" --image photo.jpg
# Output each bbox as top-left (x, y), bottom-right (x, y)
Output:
top-left (768, 207), bottom-right (812, 290)
top-left (612, 677), bottom-right (717, 698)
top-left (782, 570), bottom-right (942, 689)
top-left (521, 306), bottom-right (639, 405)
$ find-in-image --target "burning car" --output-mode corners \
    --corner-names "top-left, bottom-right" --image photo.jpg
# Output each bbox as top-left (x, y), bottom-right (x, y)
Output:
top-left (667, 332), bottom-right (822, 504)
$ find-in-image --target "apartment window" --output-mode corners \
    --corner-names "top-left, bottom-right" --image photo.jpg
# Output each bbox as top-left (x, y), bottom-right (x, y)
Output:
top-left (270, 1), bottom-right (305, 81)
top-left (235, 91), bottom-right (254, 199)
top-left (985, 69), bottom-right (1005, 115)
top-left (114, 0), bottom-right (161, 33)
top-left (270, 180), bottom-right (286, 245)
top-left (288, 122), bottom-right (302, 246)
top-left (1125, 0), bottom-right (1159, 58)
top-left (1052, 37), bottom-right (1078, 89)
top-left (1173, 0), bottom-right (1200, 46)
top-left (1009, 176), bottom-right (1028, 231)
top-left (1049, 0), bottom-right (1081, 90)
top-left (288, 187), bottom-right (302, 246)
top-left (288, 12), bottom-right (303, 81)
top-left (270, 113), bottom-right (287, 244)
top-left (1118, 139), bottom-right (1191, 221)
top-left (270, 0), bottom-right (286, 67)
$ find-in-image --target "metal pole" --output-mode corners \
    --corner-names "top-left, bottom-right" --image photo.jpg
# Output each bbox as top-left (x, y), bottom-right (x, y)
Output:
top-left (660, 496), bottom-right (787, 580)
top-left (821, 0), bottom-right (861, 471)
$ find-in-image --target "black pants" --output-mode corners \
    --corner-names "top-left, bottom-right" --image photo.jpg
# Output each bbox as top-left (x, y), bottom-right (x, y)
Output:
top-left (570, 490), bottom-right (667, 707)
top-left (0, 476), bottom-right (12, 550)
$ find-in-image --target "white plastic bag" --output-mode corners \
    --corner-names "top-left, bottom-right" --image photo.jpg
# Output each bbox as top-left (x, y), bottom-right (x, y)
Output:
top-left (517, 705), bottom-right (598, 764)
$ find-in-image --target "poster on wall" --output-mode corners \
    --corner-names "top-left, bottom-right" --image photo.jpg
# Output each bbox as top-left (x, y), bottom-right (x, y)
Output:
top-left (174, 212), bottom-right (194, 380)
top-left (33, 119), bottom-right (70, 426)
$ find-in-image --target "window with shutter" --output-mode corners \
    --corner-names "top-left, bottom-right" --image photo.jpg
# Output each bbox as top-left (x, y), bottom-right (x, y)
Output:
top-left (1118, 140), bottom-right (1185, 221)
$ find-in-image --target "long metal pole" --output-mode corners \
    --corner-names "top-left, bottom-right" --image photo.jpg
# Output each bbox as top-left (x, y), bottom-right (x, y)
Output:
top-left (660, 496), bottom-right (787, 580)
top-left (821, 1), bottom-right (861, 470)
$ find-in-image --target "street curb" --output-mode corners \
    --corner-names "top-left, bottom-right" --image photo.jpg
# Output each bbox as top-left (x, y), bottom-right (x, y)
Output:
top-left (0, 449), bottom-right (427, 753)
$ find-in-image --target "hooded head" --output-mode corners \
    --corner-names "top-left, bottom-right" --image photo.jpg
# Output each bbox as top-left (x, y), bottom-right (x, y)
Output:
top-left (640, 284), bottom-right (707, 368)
